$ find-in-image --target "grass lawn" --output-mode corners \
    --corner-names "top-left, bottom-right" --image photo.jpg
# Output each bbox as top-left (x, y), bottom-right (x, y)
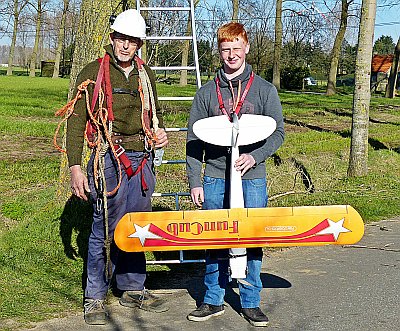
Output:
top-left (0, 75), bottom-right (399, 329)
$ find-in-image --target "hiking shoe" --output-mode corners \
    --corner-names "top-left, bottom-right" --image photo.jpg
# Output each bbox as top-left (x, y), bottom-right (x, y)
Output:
top-left (119, 288), bottom-right (169, 312)
top-left (241, 307), bottom-right (269, 327)
top-left (187, 303), bottom-right (225, 321)
top-left (84, 298), bottom-right (107, 325)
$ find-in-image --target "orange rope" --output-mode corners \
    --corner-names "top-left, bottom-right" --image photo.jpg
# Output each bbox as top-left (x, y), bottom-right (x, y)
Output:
top-left (53, 79), bottom-right (93, 153)
top-left (54, 79), bottom-right (122, 196)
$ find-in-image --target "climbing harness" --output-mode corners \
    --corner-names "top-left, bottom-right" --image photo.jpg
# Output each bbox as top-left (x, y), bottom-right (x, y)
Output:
top-left (215, 71), bottom-right (255, 121)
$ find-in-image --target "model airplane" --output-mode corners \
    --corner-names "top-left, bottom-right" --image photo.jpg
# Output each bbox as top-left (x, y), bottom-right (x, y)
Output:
top-left (114, 114), bottom-right (364, 279)
top-left (192, 113), bottom-right (277, 278)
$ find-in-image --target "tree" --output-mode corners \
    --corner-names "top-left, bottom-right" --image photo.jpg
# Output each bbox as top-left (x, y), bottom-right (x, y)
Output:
top-left (272, 0), bottom-right (282, 90)
top-left (347, 0), bottom-right (377, 177)
top-left (179, 0), bottom-right (200, 86)
top-left (29, 0), bottom-right (43, 77)
top-left (338, 39), bottom-right (357, 75)
top-left (194, 0), bottom-right (229, 78)
top-left (6, 0), bottom-right (29, 76)
top-left (385, 37), bottom-right (400, 98)
top-left (231, 0), bottom-right (239, 21)
top-left (373, 35), bottom-right (395, 55)
top-left (326, 0), bottom-right (353, 96)
top-left (244, 1), bottom-right (274, 77)
top-left (52, 0), bottom-right (70, 78)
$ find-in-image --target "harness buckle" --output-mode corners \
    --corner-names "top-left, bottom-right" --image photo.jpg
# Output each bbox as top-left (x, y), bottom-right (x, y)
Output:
top-left (115, 145), bottom-right (125, 158)
top-left (144, 136), bottom-right (153, 152)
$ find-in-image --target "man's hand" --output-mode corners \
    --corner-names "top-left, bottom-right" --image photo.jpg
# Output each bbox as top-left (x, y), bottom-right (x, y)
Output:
top-left (70, 165), bottom-right (90, 201)
top-left (154, 128), bottom-right (168, 148)
top-left (190, 187), bottom-right (204, 207)
top-left (235, 153), bottom-right (256, 176)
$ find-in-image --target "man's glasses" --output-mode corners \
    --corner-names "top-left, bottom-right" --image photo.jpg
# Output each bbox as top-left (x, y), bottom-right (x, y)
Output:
top-left (113, 35), bottom-right (141, 46)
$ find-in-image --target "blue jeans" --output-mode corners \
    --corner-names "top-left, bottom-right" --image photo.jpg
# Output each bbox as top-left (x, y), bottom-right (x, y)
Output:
top-left (85, 150), bottom-right (155, 299)
top-left (202, 176), bottom-right (267, 308)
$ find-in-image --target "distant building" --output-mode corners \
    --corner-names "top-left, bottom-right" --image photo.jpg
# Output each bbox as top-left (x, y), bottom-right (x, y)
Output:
top-left (371, 54), bottom-right (400, 92)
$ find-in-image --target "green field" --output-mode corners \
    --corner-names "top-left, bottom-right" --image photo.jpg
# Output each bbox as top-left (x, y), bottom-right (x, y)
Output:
top-left (0, 75), bottom-right (399, 329)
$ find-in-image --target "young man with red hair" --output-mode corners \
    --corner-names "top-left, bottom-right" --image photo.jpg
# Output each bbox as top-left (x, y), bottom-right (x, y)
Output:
top-left (186, 22), bottom-right (285, 327)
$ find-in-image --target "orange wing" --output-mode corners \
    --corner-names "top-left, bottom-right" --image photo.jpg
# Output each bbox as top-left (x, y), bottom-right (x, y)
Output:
top-left (114, 205), bottom-right (364, 252)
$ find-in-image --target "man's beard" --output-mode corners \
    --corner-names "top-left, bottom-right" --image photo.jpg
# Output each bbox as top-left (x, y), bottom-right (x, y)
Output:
top-left (116, 53), bottom-right (134, 63)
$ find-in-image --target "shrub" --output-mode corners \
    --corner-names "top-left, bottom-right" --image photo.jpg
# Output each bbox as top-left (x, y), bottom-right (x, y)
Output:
top-left (281, 66), bottom-right (310, 89)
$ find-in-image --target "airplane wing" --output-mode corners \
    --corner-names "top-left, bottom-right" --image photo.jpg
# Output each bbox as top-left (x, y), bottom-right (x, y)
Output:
top-left (193, 114), bottom-right (276, 147)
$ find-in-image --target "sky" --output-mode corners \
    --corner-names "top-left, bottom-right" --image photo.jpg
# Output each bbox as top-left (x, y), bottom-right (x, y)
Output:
top-left (0, 2), bottom-right (399, 47)
top-left (374, 2), bottom-right (400, 43)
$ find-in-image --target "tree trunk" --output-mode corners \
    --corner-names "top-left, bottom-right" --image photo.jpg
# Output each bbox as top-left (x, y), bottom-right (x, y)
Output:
top-left (180, 16), bottom-right (191, 86)
top-left (53, 0), bottom-right (69, 79)
top-left (29, 0), bottom-right (42, 77)
top-left (7, 0), bottom-right (20, 76)
top-left (385, 37), bottom-right (400, 98)
top-left (326, 0), bottom-right (350, 96)
top-left (347, 0), bottom-right (377, 177)
top-left (231, 0), bottom-right (239, 21)
top-left (180, 0), bottom-right (199, 86)
top-left (272, 0), bottom-right (282, 90)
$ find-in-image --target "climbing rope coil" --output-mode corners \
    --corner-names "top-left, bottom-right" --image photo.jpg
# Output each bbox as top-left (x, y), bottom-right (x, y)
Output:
top-left (53, 79), bottom-right (123, 196)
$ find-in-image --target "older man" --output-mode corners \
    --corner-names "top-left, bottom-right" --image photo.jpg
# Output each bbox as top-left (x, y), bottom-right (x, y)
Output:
top-left (66, 9), bottom-right (168, 325)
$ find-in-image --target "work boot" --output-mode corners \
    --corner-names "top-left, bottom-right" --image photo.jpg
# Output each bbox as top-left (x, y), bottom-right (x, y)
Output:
top-left (187, 303), bottom-right (225, 321)
top-left (119, 288), bottom-right (169, 312)
top-left (241, 307), bottom-right (269, 327)
top-left (84, 298), bottom-right (107, 325)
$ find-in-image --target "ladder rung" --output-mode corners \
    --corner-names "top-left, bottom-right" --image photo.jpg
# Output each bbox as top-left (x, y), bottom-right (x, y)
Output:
top-left (146, 259), bottom-right (205, 264)
top-left (146, 36), bottom-right (192, 41)
top-left (152, 192), bottom-right (190, 197)
top-left (158, 96), bottom-right (194, 101)
top-left (165, 127), bottom-right (188, 132)
top-left (151, 66), bottom-right (196, 71)
top-left (140, 7), bottom-right (191, 11)
top-left (161, 160), bottom-right (185, 164)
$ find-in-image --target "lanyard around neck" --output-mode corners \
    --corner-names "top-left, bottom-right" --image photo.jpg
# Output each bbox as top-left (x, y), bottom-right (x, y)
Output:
top-left (215, 71), bottom-right (254, 121)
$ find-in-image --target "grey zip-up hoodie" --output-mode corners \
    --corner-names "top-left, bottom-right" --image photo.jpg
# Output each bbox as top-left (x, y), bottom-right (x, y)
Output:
top-left (186, 64), bottom-right (285, 189)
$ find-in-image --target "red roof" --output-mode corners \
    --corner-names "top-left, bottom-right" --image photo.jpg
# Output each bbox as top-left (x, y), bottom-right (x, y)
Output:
top-left (371, 54), bottom-right (394, 73)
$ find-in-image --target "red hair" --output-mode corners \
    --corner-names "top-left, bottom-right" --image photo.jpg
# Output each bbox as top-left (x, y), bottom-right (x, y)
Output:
top-left (217, 22), bottom-right (249, 48)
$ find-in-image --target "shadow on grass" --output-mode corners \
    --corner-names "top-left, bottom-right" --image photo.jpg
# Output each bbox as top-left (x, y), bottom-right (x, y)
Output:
top-left (284, 118), bottom-right (399, 154)
top-left (59, 195), bottom-right (93, 291)
top-left (323, 107), bottom-right (400, 126)
top-left (272, 154), bottom-right (315, 193)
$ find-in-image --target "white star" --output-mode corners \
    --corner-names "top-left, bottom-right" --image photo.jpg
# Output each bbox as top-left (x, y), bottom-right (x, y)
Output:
top-left (128, 224), bottom-right (161, 246)
top-left (316, 218), bottom-right (351, 241)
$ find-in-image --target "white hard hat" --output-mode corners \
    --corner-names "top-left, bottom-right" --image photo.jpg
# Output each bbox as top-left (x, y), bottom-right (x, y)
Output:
top-left (110, 9), bottom-right (146, 39)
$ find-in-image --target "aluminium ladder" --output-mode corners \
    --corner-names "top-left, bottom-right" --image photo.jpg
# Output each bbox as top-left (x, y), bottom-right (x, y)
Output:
top-left (136, 0), bottom-right (202, 94)
top-left (136, 0), bottom-right (204, 264)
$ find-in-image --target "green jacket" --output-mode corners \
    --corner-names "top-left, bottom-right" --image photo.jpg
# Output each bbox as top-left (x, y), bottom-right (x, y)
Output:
top-left (66, 44), bottom-right (163, 166)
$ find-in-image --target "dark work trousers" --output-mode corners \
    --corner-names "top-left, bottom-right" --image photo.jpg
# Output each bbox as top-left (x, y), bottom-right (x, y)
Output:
top-left (85, 149), bottom-right (155, 299)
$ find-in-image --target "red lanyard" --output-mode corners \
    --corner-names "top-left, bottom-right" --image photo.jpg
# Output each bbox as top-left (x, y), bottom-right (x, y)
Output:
top-left (215, 71), bottom-right (254, 121)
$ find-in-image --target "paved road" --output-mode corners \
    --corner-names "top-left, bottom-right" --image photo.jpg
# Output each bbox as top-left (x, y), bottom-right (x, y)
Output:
top-left (21, 218), bottom-right (400, 331)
